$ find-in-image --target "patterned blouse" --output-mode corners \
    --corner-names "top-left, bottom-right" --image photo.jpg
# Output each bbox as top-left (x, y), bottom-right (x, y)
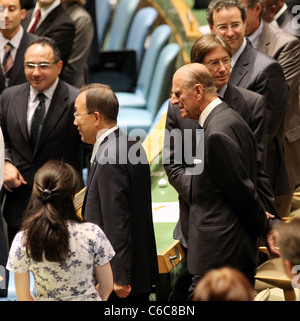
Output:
top-left (7, 221), bottom-right (115, 301)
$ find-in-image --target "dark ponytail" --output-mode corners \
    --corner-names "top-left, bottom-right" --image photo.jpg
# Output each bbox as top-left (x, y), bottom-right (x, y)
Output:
top-left (21, 160), bottom-right (83, 263)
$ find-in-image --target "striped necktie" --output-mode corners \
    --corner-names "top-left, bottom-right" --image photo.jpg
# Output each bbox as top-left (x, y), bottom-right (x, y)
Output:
top-left (2, 43), bottom-right (13, 87)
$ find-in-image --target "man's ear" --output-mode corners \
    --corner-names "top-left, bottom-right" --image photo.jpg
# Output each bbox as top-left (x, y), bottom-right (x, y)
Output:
top-left (195, 84), bottom-right (204, 98)
top-left (21, 9), bottom-right (27, 20)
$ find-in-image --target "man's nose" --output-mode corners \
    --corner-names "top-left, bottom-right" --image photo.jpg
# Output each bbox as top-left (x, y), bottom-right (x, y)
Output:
top-left (170, 93), bottom-right (178, 105)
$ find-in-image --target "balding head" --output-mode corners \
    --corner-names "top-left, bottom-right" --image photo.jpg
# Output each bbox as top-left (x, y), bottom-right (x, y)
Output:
top-left (171, 63), bottom-right (218, 120)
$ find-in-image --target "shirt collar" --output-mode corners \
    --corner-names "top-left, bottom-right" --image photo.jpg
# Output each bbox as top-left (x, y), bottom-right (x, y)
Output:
top-left (29, 78), bottom-right (59, 102)
top-left (217, 84), bottom-right (227, 98)
top-left (199, 97), bottom-right (222, 127)
top-left (33, 0), bottom-right (61, 20)
top-left (247, 19), bottom-right (264, 49)
top-left (274, 3), bottom-right (288, 21)
top-left (92, 125), bottom-right (119, 161)
top-left (0, 26), bottom-right (24, 50)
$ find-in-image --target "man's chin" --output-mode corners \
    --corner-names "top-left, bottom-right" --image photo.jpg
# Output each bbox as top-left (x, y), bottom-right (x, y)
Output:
top-left (179, 109), bottom-right (189, 119)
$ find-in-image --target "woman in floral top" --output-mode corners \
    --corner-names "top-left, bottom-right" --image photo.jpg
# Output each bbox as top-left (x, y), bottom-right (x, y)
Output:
top-left (6, 160), bottom-right (115, 301)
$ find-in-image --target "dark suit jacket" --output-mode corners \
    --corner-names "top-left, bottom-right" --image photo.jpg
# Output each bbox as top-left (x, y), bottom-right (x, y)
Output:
top-left (0, 80), bottom-right (82, 228)
top-left (257, 22), bottom-right (300, 190)
top-left (164, 84), bottom-right (276, 248)
top-left (82, 129), bottom-right (158, 296)
top-left (187, 102), bottom-right (268, 284)
top-left (21, 4), bottom-right (75, 80)
top-left (229, 41), bottom-right (290, 196)
top-left (0, 31), bottom-right (37, 94)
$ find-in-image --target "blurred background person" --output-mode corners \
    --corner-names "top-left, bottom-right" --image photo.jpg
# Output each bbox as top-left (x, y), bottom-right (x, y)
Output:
top-left (61, 0), bottom-right (94, 87)
top-left (276, 218), bottom-right (300, 300)
top-left (0, 0), bottom-right (37, 93)
top-left (21, 0), bottom-right (75, 82)
top-left (192, 267), bottom-right (254, 301)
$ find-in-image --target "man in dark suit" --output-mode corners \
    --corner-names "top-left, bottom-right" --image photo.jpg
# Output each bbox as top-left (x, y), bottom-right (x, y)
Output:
top-left (165, 34), bottom-right (273, 250)
top-left (0, 0), bottom-right (37, 93)
top-left (0, 37), bottom-right (82, 244)
top-left (207, 0), bottom-right (289, 216)
top-left (171, 63), bottom-right (276, 296)
top-left (242, 0), bottom-right (300, 218)
top-left (21, 0), bottom-right (75, 82)
top-left (75, 83), bottom-right (158, 301)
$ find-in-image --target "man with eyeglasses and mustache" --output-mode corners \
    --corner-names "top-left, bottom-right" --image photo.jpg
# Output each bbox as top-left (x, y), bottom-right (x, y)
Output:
top-left (163, 33), bottom-right (280, 300)
top-left (207, 0), bottom-right (289, 218)
top-left (0, 36), bottom-right (82, 245)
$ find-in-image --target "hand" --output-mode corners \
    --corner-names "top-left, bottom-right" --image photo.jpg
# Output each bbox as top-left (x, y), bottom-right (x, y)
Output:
top-left (113, 283), bottom-right (131, 298)
top-left (265, 229), bottom-right (280, 257)
top-left (3, 161), bottom-right (27, 192)
top-left (265, 211), bottom-right (275, 220)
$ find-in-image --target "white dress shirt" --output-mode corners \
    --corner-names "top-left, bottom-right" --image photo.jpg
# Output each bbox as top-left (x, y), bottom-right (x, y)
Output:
top-left (27, 78), bottom-right (59, 133)
top-left (27, 0), bottom-right (61, 32)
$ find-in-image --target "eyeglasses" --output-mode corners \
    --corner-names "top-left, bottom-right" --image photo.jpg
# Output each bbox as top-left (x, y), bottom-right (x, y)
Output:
top-left (73, 111), bottom-right (93, 119)
top-left (24, 61), bottom-right (59, 70)
top-left (216, 22), bottom-right (243, 32)
top-left (205, 57), bottom-right (231, 69)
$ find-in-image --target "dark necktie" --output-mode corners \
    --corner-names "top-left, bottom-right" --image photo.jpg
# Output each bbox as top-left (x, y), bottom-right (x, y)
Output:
top-left (29, 9), bottom-right (41, 33)
top-left (30, 93), bottom-right (45, 149)
top-left (2, 43), bottom-right (13, 87)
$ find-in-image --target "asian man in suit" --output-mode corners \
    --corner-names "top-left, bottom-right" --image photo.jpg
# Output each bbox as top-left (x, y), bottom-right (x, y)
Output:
top-left (207, 0), bottom-right (289, 217)
top-left (171, 63), bottom-right (277, 298)
top-left (0, 36), bottom-right (82, 245)
top-left (0, 0), bottom-right (37, 93)
top-left (74, 83), bottom-right (158, 301)
top-left (21, 0), bottom-right (75, 82)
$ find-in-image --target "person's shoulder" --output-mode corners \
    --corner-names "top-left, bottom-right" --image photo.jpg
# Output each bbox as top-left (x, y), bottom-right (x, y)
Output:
top-left (264, 22), bottom-right (300, 48)
top-left (1, 83), bottom-right (28, 97)
top-left (58, 80), bottom-right (79, 97)
top-left (230, 84), bottom-right (264, 100)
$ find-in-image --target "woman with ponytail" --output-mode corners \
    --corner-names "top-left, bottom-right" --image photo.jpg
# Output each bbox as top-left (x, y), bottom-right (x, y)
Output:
top-left (6, 160), bottom-right (115, 301)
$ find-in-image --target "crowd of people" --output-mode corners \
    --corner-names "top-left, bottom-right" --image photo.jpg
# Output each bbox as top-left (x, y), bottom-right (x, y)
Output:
top-left (0, 0), bottom-right (299, 302)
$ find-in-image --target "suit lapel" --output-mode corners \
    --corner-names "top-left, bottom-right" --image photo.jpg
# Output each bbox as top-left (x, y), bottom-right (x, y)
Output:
top-left (82, 128), bottom-right (121, 216)
top-left (223, 84), bottom-right (239, 112)
top-left (8, 33), bottom-right (30, 85)
top-left (35, 7), bottom-right (58, 35)
top-left (229, 42), bottom-right (251, 86)
top-left (14, 84), bottom-right (30, 144)
top-left (203, 103), bottom-right (229, 130)
top-left (257, 23), bottom-right (271, 55)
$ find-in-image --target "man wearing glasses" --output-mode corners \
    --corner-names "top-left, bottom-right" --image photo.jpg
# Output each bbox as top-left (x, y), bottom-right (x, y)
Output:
top-left (0, 36), bottom-right (82, 244)
top-left (207, 0), bottom-right (290, 218)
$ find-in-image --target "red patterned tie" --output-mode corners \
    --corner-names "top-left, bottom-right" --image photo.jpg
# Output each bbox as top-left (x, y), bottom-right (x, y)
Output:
top-left (29, 9), bottom-right (41, 33)
top-left (2, 43), bottom-right (13, 87)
